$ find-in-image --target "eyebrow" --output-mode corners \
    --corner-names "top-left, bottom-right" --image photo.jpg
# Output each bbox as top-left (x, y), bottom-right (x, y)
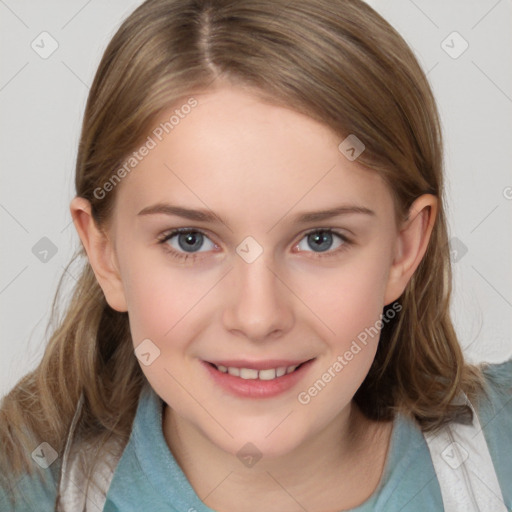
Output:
top-left (137, 203), bottom-right (375, 224)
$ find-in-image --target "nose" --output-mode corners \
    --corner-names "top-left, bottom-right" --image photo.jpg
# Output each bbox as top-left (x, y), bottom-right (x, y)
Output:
top-left (222, 252), bottom-right (294, 342)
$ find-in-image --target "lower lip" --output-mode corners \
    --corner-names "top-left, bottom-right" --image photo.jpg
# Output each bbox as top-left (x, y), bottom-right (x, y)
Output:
top-left (201, 359), bottom-right (315, 399)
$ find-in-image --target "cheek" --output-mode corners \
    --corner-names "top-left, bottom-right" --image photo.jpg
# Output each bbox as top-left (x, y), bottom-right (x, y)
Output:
top-left (294, 267), bottom-right (388, 423)
top-left (295, 249), bottom-right (391, 343)
top-left (293, 247), bottom-right (392, 400)
top-left (120, 247), bottom-right (223, 360)
top-left (124, 268), bottom-right (201, 344)
top-left (121, 257), bottom-right (210, 398)
top-left (336, 265), bottom-right (388, 340)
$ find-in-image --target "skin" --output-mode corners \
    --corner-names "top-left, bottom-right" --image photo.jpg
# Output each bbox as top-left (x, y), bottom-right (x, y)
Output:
top-left (71, 84), bottom-right (437, 511)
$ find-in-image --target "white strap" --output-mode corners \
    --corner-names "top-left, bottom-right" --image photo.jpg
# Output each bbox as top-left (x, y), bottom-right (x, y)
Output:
top-left (424, 398), bottom-right (507, 512)
top-left (57, 395), bottom-right (120, 512)
top-left (58, 447), bottom-right (118, 512)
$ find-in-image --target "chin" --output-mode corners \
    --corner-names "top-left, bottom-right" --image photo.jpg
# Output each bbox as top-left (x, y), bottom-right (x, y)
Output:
top-left (208, 421), bottom-right (306, 463)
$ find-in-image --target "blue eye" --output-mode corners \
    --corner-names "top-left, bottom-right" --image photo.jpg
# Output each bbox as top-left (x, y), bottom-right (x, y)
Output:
top-left (158, 228), bottom-right (216, 260)
top-left (298, 230), bottom-right (346, 253)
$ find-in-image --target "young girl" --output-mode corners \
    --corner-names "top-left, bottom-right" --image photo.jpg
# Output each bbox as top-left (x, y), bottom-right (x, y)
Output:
top-left (1, 0), bottom-right (510, 511)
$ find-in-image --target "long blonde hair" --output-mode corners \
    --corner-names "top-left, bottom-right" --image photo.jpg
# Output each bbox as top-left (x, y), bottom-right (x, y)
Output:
top-left (1, 0), bottom-right (485, 499)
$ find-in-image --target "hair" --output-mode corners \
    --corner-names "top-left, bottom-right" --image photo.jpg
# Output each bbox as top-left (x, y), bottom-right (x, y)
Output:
top-left (1, 0), bottom-right (487, 502)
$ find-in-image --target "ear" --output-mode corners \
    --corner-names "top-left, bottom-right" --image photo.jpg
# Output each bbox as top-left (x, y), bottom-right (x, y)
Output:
top-left (70, 197), bottom-right (128, 312)
top-left (384, 194), bottom-right (438, 305)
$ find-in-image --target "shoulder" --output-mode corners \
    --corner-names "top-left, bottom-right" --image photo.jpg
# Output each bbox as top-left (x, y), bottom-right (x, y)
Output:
top-left (480, 357), bottom-right (512, 392)
top-left (0, 462), bottom-right (59, 512)
top-left (369, 359), bottom-right (512, 511)
top-left (477, 357), bottom-right (512, 424)
top-left (474, 357), bottom-right (512, 506)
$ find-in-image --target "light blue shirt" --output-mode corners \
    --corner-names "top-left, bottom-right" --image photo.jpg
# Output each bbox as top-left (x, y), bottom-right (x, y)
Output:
top-left (2, 359), bottom-right (511, 511)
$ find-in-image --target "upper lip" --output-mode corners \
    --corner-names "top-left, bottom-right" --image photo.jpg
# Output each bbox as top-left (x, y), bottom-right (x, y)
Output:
top-left (205, 358), bottom-right (314, 370)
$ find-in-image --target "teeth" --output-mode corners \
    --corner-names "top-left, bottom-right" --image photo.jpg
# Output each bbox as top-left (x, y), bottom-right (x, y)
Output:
top-left (276, 366), bottom-right (287, 377)
top-left (259, 369), bottom-right (277, 380)
top-left (240, 368), bottom-right (259, 379)
top-left (214, 363), bottom-right (301, 380)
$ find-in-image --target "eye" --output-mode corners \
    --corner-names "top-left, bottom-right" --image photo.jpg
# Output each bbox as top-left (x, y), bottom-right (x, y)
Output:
top-left (158, 228), bottom-right (217, 259)
top-left (295, 229), bottom-right (350, 256)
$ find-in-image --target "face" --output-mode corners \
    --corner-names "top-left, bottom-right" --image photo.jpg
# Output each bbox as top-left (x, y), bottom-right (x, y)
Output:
top-left (105, 85), bottom-right (402, 459)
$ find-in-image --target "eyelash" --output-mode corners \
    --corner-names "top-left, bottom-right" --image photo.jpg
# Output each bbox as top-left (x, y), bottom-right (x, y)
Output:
top-left (156, 227), bottom-right (353, 262)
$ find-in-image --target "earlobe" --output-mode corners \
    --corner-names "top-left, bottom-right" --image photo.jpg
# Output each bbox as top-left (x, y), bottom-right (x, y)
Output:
top-left (384, 194), bottom-right (438, 305)
top-left (70, 197), bottom-right (128, 312)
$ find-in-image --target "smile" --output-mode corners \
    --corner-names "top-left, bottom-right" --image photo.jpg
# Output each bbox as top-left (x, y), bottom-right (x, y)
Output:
top-left (202, 359), bottom-right (315, 398)
top-left (210, 362), bottom-right (307, 381)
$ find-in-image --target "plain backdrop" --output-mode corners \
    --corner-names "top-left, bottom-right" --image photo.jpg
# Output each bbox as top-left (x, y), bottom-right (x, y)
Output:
top-left (1, 0), bottom-right (511, 397)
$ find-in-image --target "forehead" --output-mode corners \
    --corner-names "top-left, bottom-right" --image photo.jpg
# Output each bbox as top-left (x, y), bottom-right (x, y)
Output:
top-left (113, 86), bottom-right (394, 226)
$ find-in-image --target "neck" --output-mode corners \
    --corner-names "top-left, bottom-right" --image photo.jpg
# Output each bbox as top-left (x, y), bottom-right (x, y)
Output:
top-left (162, 401), bottom-right (393, 512)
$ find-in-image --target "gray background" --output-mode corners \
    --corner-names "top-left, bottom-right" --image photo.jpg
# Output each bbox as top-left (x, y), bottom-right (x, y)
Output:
top-left (1, 0), bottom-right (511, 397)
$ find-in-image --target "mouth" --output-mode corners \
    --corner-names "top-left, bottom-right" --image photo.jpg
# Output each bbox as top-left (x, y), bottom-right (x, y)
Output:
top-left (206, 360), bottom-right (312, 381)
top-left (202, 358), bottom-right (316, 399)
